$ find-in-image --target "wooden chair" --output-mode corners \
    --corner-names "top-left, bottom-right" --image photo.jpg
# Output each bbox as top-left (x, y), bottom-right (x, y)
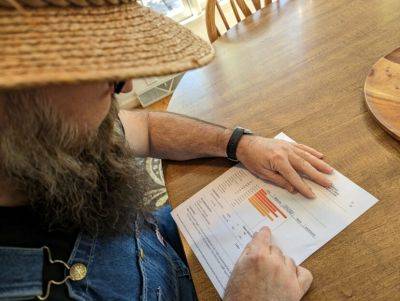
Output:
top-left (206, 0), bottom-right (273, 42)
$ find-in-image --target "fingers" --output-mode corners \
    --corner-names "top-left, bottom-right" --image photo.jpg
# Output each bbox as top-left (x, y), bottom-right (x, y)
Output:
top-left (277, 160), bottom-right (316, 198)
top-left (251, 227), bottom-right (272, 248)
top-left (297, 266), bottom-right (313, 296)
top-left (294, 148), bottom-right (333, 175)
top-left (269, 244), bottom-right (284, 258)
top-left (294, 143), bottom-right (324, 159)
top-left (258, 170), bottom-right (295, 193)
top-left (290, 154), bottom-right (332, 188)
top-left (244, 227), bottom-right (313, 298)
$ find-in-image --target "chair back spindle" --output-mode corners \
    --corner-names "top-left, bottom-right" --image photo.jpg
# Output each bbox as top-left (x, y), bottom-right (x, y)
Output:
top-left (206, 0), bottom-right (276, 42)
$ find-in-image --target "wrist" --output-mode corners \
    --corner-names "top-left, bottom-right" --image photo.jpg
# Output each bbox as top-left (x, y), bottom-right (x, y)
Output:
top-left (236, 134), bottom-right (253, 162)
top-left (217, 128), bottom-right (233, 158)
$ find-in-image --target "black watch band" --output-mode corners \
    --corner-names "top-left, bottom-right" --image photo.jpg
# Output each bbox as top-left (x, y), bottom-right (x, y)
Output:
top-left (226, 127), bottom-right (253, 162)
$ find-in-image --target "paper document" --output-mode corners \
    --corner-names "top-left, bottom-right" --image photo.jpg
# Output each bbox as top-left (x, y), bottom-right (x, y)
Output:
top-left (171, 133), bottom-right (378, 297)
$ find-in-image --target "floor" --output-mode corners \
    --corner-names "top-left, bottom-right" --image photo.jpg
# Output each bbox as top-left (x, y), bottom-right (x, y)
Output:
top-left (143, 95), bottom-right (171, 111)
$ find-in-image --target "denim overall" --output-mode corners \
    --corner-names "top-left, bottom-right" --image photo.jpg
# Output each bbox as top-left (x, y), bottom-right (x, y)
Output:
top-left (0, 205), bottom-right (197, 301)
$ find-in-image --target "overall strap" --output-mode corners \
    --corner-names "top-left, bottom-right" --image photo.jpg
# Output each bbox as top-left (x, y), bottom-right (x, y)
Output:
top-left (0, 246), bottom-right (43, 300)
top-left (0, 246), bottom-right (78, 300)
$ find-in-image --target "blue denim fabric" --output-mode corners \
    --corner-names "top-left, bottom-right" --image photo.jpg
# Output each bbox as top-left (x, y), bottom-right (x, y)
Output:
top-left (0, 205), bottom-right (197, 301)
top-left (0, 247), bottom-right (43, 300)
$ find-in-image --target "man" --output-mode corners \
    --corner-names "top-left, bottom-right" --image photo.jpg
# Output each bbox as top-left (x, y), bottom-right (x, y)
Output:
top-left (0, 0), bottom-right (333, 300)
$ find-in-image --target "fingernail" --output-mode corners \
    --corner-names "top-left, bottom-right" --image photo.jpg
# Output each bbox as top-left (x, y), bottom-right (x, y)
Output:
top-left (310, 190), bottom-right (316, 198)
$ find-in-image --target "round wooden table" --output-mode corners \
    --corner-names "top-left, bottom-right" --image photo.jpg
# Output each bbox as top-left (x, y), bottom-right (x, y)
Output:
top-left (165, 0), bottom-right (400, 300)
top-left (365, 47), bottom-right (400, 141)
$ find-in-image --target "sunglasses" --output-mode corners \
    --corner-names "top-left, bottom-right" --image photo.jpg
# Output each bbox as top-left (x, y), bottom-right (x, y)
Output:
top-left (113, 81), bottom-right (126, 94)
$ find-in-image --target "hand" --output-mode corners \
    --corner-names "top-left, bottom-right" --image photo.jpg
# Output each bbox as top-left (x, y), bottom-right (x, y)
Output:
top-left (223, 227), bottom-right (313, 301)
top-left (236, 135), bottom-right (333, 198)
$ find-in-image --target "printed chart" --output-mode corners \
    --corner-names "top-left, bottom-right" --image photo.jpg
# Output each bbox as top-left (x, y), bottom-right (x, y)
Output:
top-left (172, 133), bottom-right (379, 297)
top-left (248, 188), bottom-right (287, 221)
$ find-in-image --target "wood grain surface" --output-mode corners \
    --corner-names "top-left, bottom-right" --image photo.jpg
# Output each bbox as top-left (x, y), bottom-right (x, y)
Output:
top-left (165, 0), bottom-right (400, 300)
top-left (365, 47), bottom-right (400, 140)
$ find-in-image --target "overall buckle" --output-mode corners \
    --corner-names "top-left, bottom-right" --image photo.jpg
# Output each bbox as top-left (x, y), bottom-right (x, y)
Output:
top-left (36, 246), bottom-right (87, 300)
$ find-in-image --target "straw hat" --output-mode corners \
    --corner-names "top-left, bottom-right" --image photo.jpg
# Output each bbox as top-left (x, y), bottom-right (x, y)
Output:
top-left (0, 0), bottom-right (214, 90)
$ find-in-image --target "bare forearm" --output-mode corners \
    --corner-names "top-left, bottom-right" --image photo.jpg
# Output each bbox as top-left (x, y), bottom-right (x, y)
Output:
top-left (148, 111), bottom-right (231, 160)
top-left (120, 109), bottom-right (332, 199)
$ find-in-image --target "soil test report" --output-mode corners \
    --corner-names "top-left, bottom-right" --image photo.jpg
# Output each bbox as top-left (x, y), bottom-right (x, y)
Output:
top-left (171, 133), bottom-right (379, 297)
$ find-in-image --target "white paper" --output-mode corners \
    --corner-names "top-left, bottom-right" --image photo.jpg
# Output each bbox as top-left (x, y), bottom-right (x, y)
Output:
top-left (171, 133), bottom-right (378, 298)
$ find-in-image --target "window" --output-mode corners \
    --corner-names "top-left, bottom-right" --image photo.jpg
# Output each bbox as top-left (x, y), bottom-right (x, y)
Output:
top-left (132, 0), bottom-right (207, 108)
top-left (139, 0), bottom-right (194, 22)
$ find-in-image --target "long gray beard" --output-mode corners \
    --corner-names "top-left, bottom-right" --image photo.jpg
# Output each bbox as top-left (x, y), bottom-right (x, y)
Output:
top-left (0, 94), bottom-right (150, 235)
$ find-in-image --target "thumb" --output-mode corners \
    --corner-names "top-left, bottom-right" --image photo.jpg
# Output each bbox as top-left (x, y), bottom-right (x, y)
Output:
top-left (297, 266), bottom-right (313, 296)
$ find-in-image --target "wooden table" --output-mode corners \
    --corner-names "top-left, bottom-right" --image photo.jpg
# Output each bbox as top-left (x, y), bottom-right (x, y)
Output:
top-left (164, 0), bottom-right (400, 300)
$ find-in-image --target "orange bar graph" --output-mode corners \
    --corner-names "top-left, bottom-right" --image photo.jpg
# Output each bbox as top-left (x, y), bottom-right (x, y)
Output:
top-left (256, 190), bottom-right (278, 217)
top-left (249, 195), bottom-right (273, 221)
top-left (248, 188), bottom-right (287, 220)
top-left (261, 189), bottom-right (287, 219)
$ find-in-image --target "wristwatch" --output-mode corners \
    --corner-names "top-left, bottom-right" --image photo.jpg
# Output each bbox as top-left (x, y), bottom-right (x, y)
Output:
top-left (226, 126), bottom-right (253, 162)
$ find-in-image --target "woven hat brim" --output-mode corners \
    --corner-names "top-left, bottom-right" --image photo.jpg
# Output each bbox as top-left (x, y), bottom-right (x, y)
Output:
top-left (0, 3), bottom-right (214, 89)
